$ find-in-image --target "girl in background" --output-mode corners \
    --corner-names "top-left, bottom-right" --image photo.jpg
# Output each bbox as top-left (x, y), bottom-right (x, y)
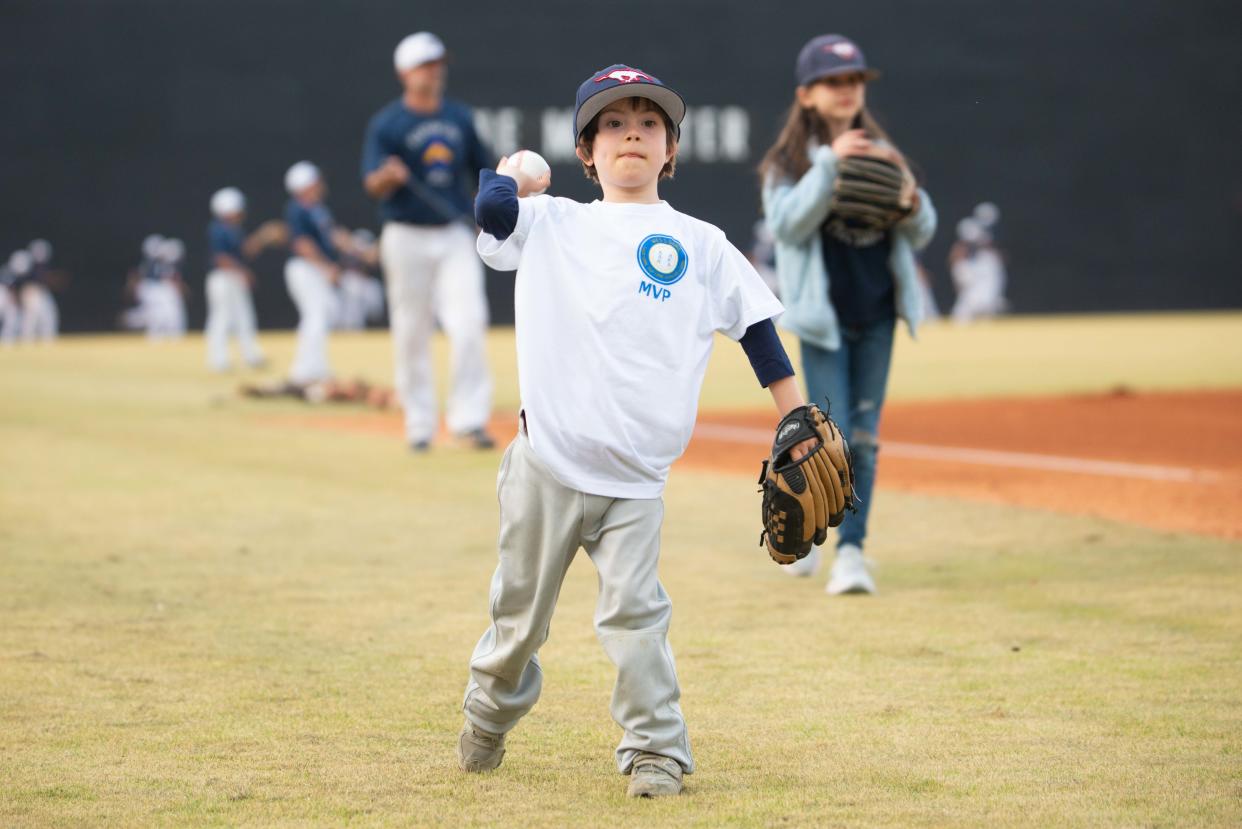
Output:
top-left (759, 34), bottom-right (937, 594)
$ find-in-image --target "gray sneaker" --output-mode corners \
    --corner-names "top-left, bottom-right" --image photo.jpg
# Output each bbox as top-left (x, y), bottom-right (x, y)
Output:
top-left (456, 721), bottom-right (505, 772)
top-left (626, 753), bottom-right (684, 798)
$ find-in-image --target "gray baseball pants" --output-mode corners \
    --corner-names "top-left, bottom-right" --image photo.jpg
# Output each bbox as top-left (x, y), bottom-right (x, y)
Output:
top-left (462, 431), bottom-right (694, 774)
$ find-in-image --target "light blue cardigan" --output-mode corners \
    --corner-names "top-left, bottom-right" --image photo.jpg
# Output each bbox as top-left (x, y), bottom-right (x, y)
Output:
top-left (762, 144), bottom-right (937, 351)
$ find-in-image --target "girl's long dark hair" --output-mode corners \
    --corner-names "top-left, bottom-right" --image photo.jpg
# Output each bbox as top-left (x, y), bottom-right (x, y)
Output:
top-left (758, 99), bottom-right (897, 184)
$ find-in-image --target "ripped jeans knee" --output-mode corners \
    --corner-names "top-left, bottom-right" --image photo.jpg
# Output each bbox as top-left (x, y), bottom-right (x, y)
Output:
top-left (848, 426), bottom-right (879, 473)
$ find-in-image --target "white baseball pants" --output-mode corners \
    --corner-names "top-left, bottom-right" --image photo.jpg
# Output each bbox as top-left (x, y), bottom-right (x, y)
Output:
top-left (334, 270), bottom-right (385, 330)
top-left (0, 290), bottom-right (20, 345)
top-left (205, 269), bottom-right (264, 370)
top-left (145, 281), bottom-right (186, 340)
top-left (463, 431), bottom-right (694, 775)
top-left (19, 285), bottom-right (57, 342)
top-left (380, 222), bottom-right (491, 444)
top-left (284, 257), bottom-right (337, 384)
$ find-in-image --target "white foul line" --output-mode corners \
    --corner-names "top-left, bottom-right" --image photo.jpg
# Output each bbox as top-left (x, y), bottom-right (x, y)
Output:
top-left (692, 423), bottom-right (1226, 484)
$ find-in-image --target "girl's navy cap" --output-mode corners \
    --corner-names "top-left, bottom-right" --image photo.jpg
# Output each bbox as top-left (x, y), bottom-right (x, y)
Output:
top-left (796, 35), bottom-right (881, 86)
top-left (574, 65), bottom-right (686, 140)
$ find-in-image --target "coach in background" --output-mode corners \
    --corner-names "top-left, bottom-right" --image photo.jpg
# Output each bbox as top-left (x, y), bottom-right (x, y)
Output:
top-left (361, 32), bottom-right (496, 453)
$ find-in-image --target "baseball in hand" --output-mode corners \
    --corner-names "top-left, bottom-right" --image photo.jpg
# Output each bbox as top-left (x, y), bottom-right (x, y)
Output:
top-left (509, 149), bottom-right (551, 195)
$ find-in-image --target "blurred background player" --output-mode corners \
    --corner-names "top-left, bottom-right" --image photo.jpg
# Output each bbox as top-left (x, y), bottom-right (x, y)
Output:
top-left (0, 251), bottom-right (29, 345)
top-left (20, 239), bottom-right (64, 342)
top-left (949, 215), bottom-right (1008, 323)
top-left (361, 32), bottom-right (496, 452)
top-left (973, 201), bottom-right (1001, 242)
top-left (334, 228), bottom-right (385, 330)
top-left (147, 237), bottom-right (188, 339)
top-left (204, 187), bottom-right (286, 371)
top-left (121, 234), bottom-right (164, 332)
top-left (283, 161), bottom-right (341, 385)
top-left (759, 34), bottom-right (937, 595)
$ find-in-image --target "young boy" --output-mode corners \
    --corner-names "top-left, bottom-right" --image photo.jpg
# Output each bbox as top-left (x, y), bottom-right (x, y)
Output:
top-left (458, 64), bottom-right (811, 798)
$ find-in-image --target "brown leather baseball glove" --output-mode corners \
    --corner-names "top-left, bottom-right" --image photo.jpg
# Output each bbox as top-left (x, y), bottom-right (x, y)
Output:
top-left (759, 403), bottom-right (856, 565)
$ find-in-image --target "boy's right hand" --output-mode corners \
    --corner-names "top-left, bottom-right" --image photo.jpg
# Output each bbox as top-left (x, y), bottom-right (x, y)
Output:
top-left (496, 155), bottom-right (552, 198)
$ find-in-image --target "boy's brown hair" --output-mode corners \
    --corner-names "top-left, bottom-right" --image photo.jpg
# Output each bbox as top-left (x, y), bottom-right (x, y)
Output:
top-left (576, 96), bottom-right (678, 183)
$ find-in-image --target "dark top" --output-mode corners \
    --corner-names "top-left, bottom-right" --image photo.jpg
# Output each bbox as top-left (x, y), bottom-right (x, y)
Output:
top-left (208, 219), bottom-right (245, 269)
top-left (361, 97), bottom-right (492, 226)
top-left (821, 215), bottom-right (895, 327)
top-left (285, 200), bottom-right (339, 263)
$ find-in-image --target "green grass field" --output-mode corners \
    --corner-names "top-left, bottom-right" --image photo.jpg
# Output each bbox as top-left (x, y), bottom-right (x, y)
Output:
top-left (2, 314), bottom-right (1240, 827)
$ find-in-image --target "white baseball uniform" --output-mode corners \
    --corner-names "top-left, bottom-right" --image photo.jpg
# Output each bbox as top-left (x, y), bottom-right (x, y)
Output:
top-left (362, 96), bottom-right (494, 445)
top-left (204, 217), bottom-right (265, 370)
top-left (284, 197), bottom-right (340, 384)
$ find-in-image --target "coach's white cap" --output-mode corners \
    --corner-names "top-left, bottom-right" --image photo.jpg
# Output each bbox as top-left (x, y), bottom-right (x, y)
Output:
top-left (8, 250), bottom-right (33, 275)
top-left (28, 239), bottom-right (52, 264)
top-left (284, 161), bottom-right (321, 195)
top-left (394, 32), bottom-right (446, 73)
top-left (211, 187), bottom-right (246, 218)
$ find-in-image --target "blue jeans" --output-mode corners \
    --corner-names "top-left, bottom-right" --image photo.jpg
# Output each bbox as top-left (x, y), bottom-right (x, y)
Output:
top-left (800, 318), bottom-right (896, 550)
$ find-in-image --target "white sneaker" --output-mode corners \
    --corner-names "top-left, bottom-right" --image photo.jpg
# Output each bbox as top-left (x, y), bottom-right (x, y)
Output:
top-left (781, 544), bottom-right (822, 577)
top-left (826, 544), bottom-right (876, 595)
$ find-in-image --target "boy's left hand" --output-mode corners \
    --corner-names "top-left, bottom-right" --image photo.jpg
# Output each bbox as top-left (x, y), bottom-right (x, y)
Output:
top-left (759, 404), bottom-right (857, 566)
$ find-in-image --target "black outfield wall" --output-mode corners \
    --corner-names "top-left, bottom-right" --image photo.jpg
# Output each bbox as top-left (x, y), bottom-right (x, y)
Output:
top-left (2, 0), bottom-right (1240, 331)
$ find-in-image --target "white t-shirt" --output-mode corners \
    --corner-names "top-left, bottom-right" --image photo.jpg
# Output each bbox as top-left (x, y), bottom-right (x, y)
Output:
top-left (479, 196), bottom-right (784, 499)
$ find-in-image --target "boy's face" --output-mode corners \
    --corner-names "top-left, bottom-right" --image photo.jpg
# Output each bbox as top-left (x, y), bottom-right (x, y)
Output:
top-left (579, 99), bottom-right (675, 191)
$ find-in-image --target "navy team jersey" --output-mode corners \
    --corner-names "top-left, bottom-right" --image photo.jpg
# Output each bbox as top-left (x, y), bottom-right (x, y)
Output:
top-left (360, 98), bottom-right (493, 226)
top-left (207, 219), bottom-right (245, 270)
top-left (285, 200), bottom-right (340, 263)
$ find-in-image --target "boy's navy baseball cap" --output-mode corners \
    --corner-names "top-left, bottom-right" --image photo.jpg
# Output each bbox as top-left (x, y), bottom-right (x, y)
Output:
top-left (574, 64), bottom-right (686, 141)
top-left (795, 35), bottom-right (881, 86)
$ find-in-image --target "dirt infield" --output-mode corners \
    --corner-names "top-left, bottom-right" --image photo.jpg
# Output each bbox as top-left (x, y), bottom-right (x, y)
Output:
top-left (269, 389), bottom-right (1242, 539)
top-left (685, 389), bottom-right (1242, 540)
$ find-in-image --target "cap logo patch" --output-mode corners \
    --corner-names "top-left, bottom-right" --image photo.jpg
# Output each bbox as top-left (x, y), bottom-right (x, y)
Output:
top-left (829, 42), bottom-right (857, 59)
top-left (595, 68), bottom-right (654, 84)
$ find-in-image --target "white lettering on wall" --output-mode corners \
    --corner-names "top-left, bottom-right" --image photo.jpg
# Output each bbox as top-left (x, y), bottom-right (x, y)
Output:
top-left (475, 106), bottom-right (752, 164)
top-left (473, 108), bottom-right (522, 156)
top-left (678, 106), bottom-right (750, 162)
top-left (539, 108), bottom-right (578, 162)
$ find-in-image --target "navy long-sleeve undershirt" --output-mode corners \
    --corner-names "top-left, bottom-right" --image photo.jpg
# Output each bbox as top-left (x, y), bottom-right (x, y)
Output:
top-left (739, 318), bottom-right (794, 388)
top-left (475, 169), bottom-right (519, 240)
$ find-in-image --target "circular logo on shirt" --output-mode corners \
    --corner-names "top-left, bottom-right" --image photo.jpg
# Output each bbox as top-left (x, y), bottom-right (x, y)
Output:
top-left (636, 234), bottom-right (688, 285)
